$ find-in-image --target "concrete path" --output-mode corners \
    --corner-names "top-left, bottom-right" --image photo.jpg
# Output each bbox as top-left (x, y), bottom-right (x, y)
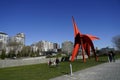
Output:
top-left (50, 60), bottom-right (120, 80)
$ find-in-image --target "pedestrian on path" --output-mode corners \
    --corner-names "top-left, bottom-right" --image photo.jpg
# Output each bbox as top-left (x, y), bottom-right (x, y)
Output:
top-left (111, 51), bottom-right (115, 62)
top-left (108, 51), bottom-right (112, 62)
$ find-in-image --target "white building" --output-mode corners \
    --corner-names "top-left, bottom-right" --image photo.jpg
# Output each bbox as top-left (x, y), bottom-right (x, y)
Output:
top-left (9, 33), bottom-right (25, 53)
top-left (31, 40), bottom-right (60, 53)
top-left (31, 44), bottom-right (38, 52)
top-left (0, 32), bottom-right (8, 50)
top-left (40, 40), bottom-right (54, 51)
top-left (0, 32), bottom-right (25, 54)
top-left (11, 33), bottom-right (25, 45)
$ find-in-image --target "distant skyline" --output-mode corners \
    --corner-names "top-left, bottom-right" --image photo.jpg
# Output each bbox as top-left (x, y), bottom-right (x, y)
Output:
top-left (0, 0), bottom-right (120, 49)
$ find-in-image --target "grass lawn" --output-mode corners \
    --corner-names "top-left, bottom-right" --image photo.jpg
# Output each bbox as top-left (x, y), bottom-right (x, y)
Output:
top-left (0, 55), bottom-right (119, 80)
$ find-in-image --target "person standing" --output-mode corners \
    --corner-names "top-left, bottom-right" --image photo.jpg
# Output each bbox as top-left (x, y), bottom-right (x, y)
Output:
top-left (108, 51), bottom-right (112, 62)
top-left (111, 51), bottom-right (115, 62)
top-left (55, 58), bottom-right (59, 66)
top-left (48, 59), bottom-right (52, 66)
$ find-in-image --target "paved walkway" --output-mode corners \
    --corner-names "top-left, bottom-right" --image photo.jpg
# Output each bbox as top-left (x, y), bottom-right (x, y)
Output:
top-left (50, 60), bottom-right (120, 80)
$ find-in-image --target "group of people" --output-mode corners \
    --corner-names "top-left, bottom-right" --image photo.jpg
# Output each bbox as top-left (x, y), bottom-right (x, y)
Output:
top-left (48, 58), bottom-right (60, 67)
top-left (108, 51), bottom-right (115, 62)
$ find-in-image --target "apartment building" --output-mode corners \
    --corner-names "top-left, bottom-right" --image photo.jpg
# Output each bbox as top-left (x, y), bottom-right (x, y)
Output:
top-left (9, 33), bottom-right (25, 45)
top-left (31, 40), bottom-right (60, 53)
top-left (0, 32), bottom-right (9, 50)
top-left (0, 32), bottom-right (25, 54)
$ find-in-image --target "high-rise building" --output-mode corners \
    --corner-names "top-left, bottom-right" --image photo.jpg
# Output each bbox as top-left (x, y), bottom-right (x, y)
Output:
top-left (38, 40), bottom-right (54, 51)
top-left (53, 43), bottom-right (60, 49)
top-left (8, 33), bottom-right (25, 53)
top-left (0, 32), bottom-right (8, 50)
top-left (62, 41), bottom-right (73, 55)
top-left (0, 32), bottom-right (25, 54)
top-left (53, 43), bottom-right (60, 52)
top-left (15, 33), bottom-right (25, 45)
top-left (32, 40), bottom-right (60, 52)
top-left (9, 33), bottom-right (25, 45)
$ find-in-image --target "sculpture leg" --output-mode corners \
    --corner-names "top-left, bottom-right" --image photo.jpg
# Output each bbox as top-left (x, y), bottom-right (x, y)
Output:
top-left (90, 43), bottom-right (98, 61)
top-left (81, 38), bottom-right (86, 62)
top-left (71, 44), bottom-right (80, 62)
top-left (84, 44), bottom-right (90, 59)
top-left (81, 45), bottom-right (86, 62)
top-left (86, 36), bottom-right (98, 61)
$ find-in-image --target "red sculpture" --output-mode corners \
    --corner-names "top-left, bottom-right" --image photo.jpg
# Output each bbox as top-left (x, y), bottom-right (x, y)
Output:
top-left (71, 16), bottom-right (99, 62)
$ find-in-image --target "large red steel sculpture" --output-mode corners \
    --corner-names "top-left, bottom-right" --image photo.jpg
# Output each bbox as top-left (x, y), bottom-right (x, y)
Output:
top-left (71, 17), bottom-right (99, 62)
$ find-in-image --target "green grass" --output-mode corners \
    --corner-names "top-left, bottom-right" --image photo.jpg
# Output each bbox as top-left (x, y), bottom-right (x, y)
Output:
top-left (0, 55), bottom-right (119, 80)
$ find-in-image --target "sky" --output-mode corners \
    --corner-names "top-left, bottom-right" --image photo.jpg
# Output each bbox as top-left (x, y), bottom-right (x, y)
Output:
top-left (0, 0), bottom-right (120, 49)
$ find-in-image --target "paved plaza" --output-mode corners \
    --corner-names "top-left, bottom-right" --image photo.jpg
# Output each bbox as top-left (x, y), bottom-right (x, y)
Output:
top-left (51, 60), bottom-right (120, 80)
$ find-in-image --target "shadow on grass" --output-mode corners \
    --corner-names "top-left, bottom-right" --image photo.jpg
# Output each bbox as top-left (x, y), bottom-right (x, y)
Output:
top-left (49, 66), bottom-right (56, 68)
top-left (61, 71), bottom-right (69, 75)
top-left (98, 60), bottom-right (107, 62)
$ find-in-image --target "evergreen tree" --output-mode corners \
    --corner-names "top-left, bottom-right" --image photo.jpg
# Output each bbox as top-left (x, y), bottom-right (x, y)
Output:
top-left (0, 49), bottom-right (6, 59)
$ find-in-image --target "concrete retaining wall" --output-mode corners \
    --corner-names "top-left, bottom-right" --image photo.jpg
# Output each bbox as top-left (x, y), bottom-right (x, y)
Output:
top-left (0, 56), bottom-right (56, 68)
top-left (0, 55), bottom-right (87, 68)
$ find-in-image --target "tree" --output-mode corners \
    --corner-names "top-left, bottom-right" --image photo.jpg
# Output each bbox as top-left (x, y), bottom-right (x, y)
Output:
top-left (21, 46), bottom-right (31, 57)
top-left (8, 50), bottom-right (16, 58)
top-left (8, 41), bottom-right (21, 46)
top-left (112, 35), bottom-right (120, 50)
top-left (17, 51), bottom-right (22, 58)
top-left (0, 49), bottom-right (6, 59)
top-left (7, 41), bottom-right (23, 57)
top-left (36, 49), bottom-right (40, 56)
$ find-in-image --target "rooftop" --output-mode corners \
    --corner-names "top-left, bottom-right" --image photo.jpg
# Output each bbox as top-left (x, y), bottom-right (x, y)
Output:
top-left (0, 32), bottom-right (8, 35)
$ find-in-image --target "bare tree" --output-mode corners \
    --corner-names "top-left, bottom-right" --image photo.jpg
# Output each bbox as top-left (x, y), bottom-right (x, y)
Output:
top-left (112, 35), bottom-right (120, 50)
top-left (8, 41), bottom-right (22, 47)
top-left (7, 41), bottom-right (23, 58)
top-left (21, 46), bottom-right (31, 57)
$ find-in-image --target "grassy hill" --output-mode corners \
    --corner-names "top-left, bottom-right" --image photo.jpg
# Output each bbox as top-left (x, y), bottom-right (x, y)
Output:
top-left (0, 54), bottom-right (120, 80)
